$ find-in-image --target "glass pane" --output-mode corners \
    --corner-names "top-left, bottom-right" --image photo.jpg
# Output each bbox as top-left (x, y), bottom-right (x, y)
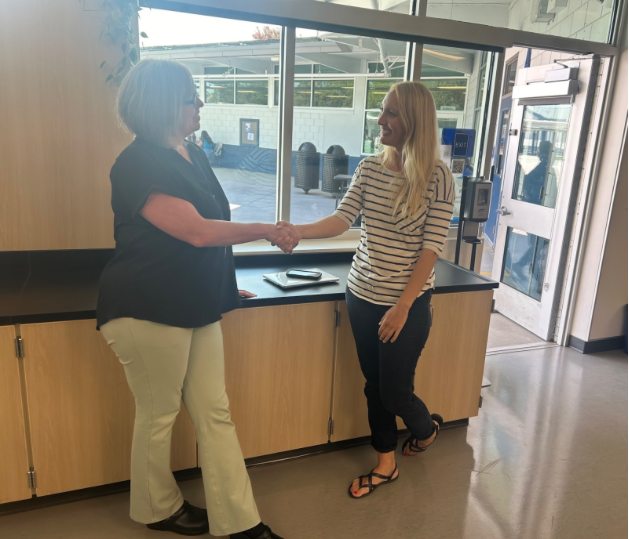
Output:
top-left (496, 109), bottom-right (510, 176)
top-left (426, 46), bottom-right (492, 222)
top-left (503, 60), bottom-right (517, 95)
top-left (428, 0), bottom-right (615, 44)
top-left (236, 80), bottom-right (268, 105)
top-left (422, 78), bottom-right (468, 111)
top-left (501, 228), bottom-right (550, 301)
top-left (313, 80), bottom-right (354, 108)
top-left (139, 11), bottom-right (281, 224)
top-left (366, 79), bottom-right (398, 109)
top-left (205, 80), bottom-right (234, 104)
top-left (274, 80), bottom-right (312, 107)
top-left (512, 104), bottom-right (571, 208)
top-left (289, 31), bottom-right (407, 225)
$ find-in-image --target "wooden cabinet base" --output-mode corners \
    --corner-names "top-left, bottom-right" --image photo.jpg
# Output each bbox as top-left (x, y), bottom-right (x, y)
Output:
top-left (222, 303), bottom-right (336, 459)
top-left (20, 320), bottom-right (196, 497)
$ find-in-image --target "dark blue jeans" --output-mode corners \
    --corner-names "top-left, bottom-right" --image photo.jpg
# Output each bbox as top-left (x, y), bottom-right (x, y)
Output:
top-left (346, 287), bottom-right (435, 453)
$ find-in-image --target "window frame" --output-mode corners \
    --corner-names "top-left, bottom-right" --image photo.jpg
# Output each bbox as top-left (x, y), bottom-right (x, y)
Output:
top-left (502, 56), bottom-right (518, 97)
top-left (142, 0), bottom-right (621, 255)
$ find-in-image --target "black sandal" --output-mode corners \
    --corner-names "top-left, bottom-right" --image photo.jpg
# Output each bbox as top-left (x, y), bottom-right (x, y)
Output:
top-left (402, 413), bottom-right (443, 456)
top-left (348, 464), bottom-right (399, 499)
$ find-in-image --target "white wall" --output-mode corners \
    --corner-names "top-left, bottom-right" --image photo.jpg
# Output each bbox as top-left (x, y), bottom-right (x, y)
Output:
top-left (570, 20), bottom-right (627, 341)
top-left (590, 140), bottom-right (628, 339)
top-left (508, 0), bottom-right (615, 43)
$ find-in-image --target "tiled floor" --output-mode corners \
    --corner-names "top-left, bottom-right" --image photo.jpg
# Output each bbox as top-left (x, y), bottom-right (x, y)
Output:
top-left (486, 312), bottom-right (544, 350)
top-left (1, 347), bottom-right (626, 539)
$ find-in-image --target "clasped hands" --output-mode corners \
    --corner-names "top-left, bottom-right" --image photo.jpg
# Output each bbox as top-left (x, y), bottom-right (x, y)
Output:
top-left (266, 221), bottom-right (301, 254)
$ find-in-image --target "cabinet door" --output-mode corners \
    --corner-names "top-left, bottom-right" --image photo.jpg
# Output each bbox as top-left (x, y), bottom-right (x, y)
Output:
top-left (21, 320), bottom-right (196, 497)
top-left (0, 326), bottom-right (32, 503)
top-left (331, 291), bottom-right (493, 442)
top-left (222, 303), bottom-right (336, 459)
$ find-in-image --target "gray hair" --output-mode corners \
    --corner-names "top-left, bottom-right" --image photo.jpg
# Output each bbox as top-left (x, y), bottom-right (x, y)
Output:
top-left (117, 59), bottom-right (195, 147)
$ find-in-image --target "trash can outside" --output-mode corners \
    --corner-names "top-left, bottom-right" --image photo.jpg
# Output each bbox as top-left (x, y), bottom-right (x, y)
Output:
top-left (322, 145), bottom-right (349, 194)
top-left (295, 142), bottom-right (320, 193)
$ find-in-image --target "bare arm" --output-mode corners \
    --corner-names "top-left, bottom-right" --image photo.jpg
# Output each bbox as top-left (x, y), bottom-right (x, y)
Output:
top-left (141, 192), bottom-right (296, 250)
top-left (378, 249), bottom-right (439, 343)
top-left (397, 249), bottom-right (439, 310)
top-left (293, 215), bottom-right (350, 239)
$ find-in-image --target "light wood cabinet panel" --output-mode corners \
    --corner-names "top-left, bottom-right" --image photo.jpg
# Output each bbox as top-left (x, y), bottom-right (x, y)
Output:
top-left (0, 326), bottom-right (32, 503)
top-left (0, 1), bottom-right (132, 250)
top-left (21, 320), bottom-right (196, 497)
top-left (331, 291), bottom-right (493, 442)
top-left (222, 303), bottom-right (336, 459)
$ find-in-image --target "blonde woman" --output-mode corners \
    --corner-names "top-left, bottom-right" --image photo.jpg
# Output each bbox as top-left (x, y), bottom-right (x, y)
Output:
top-left (282, 81), bottom-right (455, 498)
top-left (98, 60), bottom-right (293, 538)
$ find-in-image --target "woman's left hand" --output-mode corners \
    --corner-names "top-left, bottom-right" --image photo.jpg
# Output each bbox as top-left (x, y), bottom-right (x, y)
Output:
top-left (238, 289), bottom-right (257, 298)
top-left (378, 303), bottom-right (409, 343)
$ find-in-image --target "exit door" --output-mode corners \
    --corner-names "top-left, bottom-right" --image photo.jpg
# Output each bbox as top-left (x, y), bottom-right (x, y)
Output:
top-left (491, 58), bottom-right (599, 341)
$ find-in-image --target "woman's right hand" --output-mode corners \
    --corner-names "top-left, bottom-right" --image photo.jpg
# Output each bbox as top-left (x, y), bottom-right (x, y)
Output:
top-left (265, 222), bottom-right (300, 253)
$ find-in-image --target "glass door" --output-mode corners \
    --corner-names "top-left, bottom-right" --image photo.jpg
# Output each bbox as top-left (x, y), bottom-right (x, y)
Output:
top-left (491, 59), bottom-right (598, 340)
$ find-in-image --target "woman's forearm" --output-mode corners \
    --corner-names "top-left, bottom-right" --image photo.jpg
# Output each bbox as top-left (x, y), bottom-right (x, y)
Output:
top-left (141, 192), bottom-right (281, 248)
top-left (196, 220), bottom-right (276, 247)
top-left (397, 250), bottom-right (439, 310)
top-left (296, 216), bottom-right (350, 239)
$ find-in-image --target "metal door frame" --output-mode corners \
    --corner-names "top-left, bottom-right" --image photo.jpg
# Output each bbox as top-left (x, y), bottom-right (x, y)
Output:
top-left (491, 58), bottom-right (600, 340)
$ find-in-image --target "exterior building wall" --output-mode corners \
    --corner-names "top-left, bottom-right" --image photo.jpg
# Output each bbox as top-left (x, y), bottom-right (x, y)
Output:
top-left (508, 0), bottom-right (615, 46)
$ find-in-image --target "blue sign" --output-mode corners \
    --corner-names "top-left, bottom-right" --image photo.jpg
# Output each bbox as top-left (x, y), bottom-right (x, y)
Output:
top-left (441, 128), bottom-right (475, 158)
top-left (453, 133), bottom-right (470, 157)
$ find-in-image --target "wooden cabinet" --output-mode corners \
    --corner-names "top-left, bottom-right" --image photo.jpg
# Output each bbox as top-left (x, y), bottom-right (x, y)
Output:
top-left (0, 291), bottom-right (492, 502)
top-left (20, 320), bottom-right (196, 497)
top-left (331, 291), bottom-right (493, 442)
top-left (0, 326), bottom-right (32, 504)
top-left (0, 1), bottom-right (131, 250)
top-left (222, 302), bottom-right (336, 459)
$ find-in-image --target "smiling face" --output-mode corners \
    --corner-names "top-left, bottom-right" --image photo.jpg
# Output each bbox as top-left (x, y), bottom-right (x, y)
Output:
top-left (378, 90), bottom-right (406, 153)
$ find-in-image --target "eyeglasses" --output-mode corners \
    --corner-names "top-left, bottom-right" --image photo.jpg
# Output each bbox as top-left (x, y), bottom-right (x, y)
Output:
top-left (183, 91), bottom-right (199, 106)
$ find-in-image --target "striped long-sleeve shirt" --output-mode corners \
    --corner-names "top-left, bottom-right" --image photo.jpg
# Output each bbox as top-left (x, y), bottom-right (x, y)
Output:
top-left (333, 155), bottom-right (455, 306)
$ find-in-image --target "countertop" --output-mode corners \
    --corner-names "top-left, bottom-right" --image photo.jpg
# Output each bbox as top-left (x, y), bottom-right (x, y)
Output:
top-left (0, 251), bottom-right (497, 325)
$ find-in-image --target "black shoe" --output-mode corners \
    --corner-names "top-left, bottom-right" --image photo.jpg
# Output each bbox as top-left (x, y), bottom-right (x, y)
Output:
top-left (147, 501), bottom-right (209, 536)
top-left (231, 523), bottom-right (284, 539)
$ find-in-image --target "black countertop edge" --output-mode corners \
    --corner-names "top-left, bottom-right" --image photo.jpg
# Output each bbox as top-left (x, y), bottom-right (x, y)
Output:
top-left (0, 251), bottom-right (498, 326)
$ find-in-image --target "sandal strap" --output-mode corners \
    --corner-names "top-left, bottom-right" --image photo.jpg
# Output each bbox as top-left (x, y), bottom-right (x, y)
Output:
top-left (358, 474), bottom-right (374, 492)
top-left (369, 464), bottom-right (398, 482)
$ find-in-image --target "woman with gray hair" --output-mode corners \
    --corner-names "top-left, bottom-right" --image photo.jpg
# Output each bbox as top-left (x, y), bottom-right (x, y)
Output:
top-left (97, 59), bottom-right (294, 538)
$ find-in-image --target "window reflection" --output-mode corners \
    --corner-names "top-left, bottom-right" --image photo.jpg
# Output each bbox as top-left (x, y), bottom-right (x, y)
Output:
top-left (501, 227), bottom-right (549, 301)
top-left (512, 104), bottom-right (571, 209)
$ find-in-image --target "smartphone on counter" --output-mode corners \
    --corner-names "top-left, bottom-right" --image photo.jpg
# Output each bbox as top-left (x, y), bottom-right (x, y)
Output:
top-left (285, 269), bottom-right (322, 280)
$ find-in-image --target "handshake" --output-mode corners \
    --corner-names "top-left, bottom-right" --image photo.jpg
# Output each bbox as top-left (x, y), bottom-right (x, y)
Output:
top-left (266, 221), bottom-right (301, 254)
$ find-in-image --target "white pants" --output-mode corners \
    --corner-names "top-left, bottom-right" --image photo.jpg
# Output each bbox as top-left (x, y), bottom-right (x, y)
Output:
top-left (101, 317), bottom-right (260, 536)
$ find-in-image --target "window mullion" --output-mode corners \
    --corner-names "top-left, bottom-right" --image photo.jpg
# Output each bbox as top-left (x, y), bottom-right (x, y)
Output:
top-left (276, 26), bottom-right (296, 223)
top-left (481, 51), bottom-right (504, 181)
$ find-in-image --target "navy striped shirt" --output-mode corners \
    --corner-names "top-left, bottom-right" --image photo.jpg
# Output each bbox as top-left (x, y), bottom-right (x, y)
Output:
top-left (334, 155), bottom-right (455, 305)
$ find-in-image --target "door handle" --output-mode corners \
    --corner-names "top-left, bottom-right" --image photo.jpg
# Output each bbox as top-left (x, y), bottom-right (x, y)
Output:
top-left (497, 206), bottom-right (512, 216)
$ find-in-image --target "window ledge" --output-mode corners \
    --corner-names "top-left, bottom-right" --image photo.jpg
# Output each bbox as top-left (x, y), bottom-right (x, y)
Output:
top-left (233, 233), bottom-right (360, 256)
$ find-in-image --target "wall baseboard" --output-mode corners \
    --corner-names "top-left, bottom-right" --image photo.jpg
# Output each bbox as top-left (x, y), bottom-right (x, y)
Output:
top-left (568, 334), bottom-right (626, 354)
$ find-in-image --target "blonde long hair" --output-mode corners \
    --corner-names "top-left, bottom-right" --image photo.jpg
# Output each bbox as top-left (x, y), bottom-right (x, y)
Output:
top-left (381, 81), bottom-right (440, 219)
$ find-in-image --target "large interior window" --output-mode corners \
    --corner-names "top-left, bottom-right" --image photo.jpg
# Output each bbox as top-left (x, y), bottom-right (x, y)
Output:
top-left (140, 11), bottom-right (281, 224)
top-left (140, 9), bottom-right (494, 231)
top-left (288, 30), bottom-right (408, 225)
